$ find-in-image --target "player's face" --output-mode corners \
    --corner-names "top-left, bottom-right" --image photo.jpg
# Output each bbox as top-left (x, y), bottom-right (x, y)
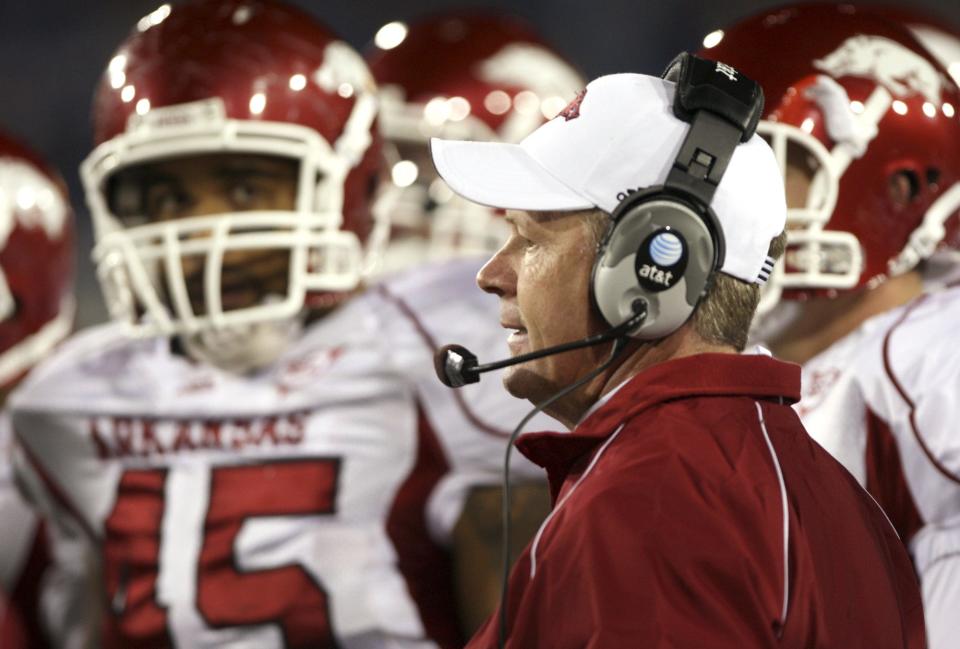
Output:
top-left (390, 140), bottom-right (446, 236)
top-left (785, 153), bottom-right (813, 210)
top-left (384, 140), bottom-right (463, 256)
top-left (477, 210), bottom-right (608, 403)
top-left (112, 153), bottom-right (299, 314)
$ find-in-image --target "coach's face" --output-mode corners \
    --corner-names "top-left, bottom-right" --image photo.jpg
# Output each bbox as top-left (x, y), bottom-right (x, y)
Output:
top-left (477, 210), bottom-right (609, 404)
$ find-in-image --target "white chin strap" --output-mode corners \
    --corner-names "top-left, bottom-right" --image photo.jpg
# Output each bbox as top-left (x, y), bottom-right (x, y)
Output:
top-left (180, 298), bottom-right (304, 375)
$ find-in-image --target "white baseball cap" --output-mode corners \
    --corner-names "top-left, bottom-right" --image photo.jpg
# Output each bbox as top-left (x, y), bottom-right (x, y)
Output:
top-left (430, 72), bottom-right (786, 284)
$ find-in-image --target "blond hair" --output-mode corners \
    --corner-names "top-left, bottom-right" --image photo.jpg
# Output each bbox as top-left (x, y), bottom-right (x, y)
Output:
top-left (692, 230), bottom-right (786, 350)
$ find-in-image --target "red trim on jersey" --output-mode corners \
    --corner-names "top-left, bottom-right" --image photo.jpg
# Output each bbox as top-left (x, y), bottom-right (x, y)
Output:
top-left (865, 409), bottom-right (925, 544)
top-left (375, 284), bottom-right (511, 439)
top-left (2, 524), bottom-right (51, 649)
top-left (13, 436), bottom-right (99, 541)
top-left (882, 296), bottom-right (960, 487)
top-left (0, 588), bottom-right (28, 649)
top-left (385, 403), bottom-right (463, 649)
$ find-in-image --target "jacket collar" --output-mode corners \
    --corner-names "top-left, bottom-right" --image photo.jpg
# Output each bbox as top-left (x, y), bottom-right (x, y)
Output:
top-left (516, 353), bottom-right (800, 497)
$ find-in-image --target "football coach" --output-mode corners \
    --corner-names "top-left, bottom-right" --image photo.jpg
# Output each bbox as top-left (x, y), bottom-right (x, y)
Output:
top-left (430, 54), bottom-right (925, 648)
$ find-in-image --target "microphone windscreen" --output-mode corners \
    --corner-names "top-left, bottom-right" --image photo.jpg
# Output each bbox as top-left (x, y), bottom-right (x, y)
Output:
top-left (434, 344), bottom-right (478, 388)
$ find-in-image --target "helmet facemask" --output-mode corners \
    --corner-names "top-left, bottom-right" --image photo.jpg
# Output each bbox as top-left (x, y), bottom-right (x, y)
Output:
top-left (82, 99), bottom-right (390, 372)
top-left (757, 116), bottom-right (863, 314)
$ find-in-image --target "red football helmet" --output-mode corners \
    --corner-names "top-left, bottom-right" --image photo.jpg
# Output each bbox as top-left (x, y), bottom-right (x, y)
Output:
top-left (82, 0), bottom-right (387, 340)
top-left (700, 4), bottom-right (960, 307)
top-left (0, 131), bottom-right (74, 390)
top-left (365, 12), bottom-right (585, 268)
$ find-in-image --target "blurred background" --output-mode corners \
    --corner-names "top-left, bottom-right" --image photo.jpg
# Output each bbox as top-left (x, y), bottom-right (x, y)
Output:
top-left (1, 0), bottom-right (959, 327)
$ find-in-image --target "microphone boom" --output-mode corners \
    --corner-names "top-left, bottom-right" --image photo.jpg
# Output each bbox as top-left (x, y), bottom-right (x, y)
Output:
top-left (433, 305), bottom-right (647, 388)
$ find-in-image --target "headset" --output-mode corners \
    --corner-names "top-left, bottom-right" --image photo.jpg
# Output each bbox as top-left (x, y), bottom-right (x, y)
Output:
top-left (591, 52), bottom-right (764, 340)
top-left (436, 53), bottom-right (765, 389)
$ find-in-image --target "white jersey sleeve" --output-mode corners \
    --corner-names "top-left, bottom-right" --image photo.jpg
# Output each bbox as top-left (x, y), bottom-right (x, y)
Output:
top-left (368, 258), bottom-right (559, 543)
top-left (856, 287), bottom-right (960, 649)
top-left (796, 285), bottom-right (960, 649)
top-left (846, 288), bottom-right (960, 531)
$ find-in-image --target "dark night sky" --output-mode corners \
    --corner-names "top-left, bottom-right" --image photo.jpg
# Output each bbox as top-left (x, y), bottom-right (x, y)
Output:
top-left (1, 0), bottom-right (958, 326)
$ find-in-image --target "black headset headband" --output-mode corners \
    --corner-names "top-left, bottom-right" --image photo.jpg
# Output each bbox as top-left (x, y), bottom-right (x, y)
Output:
top-left (592, 52), bottom-right (767, 342)
top-left (659, 53), bottom-right (764, 268)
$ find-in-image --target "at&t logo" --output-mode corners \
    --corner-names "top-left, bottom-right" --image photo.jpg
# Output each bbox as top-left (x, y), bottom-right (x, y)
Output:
top-left (635, 229), bottom-right (687, 292)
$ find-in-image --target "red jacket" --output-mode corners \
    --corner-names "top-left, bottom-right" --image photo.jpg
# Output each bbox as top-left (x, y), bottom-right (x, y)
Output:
top-left (467, 353), bottom-right (925, 649)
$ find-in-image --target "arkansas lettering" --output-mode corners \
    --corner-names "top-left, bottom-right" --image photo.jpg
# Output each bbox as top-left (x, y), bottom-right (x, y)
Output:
top-left (89, 413), bottom-right (307, 459)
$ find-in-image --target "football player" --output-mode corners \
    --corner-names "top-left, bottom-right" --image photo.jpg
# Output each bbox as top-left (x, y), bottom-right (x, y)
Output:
top-left (702, 5), bottom-right (960, 646)
top-left (0, 130), bottom-right (75, 648)
top-left (364, 11), bottom-right (586, 631)
top-left (9, 2), bottom-right (564, 647)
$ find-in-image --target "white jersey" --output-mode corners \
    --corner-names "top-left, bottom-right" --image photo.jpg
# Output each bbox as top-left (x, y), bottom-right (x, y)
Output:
top-left (797, 284), bottom-right (960, 649)
top-left (2, 410), bottom-right (94, 649)
top-left (0, 413), bottom-right (41, 595)
top-left (10, 258), bottom-right (554, 649)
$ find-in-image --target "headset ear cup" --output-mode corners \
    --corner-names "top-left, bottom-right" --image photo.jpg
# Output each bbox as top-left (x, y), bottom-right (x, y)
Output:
top-left (591, 191), bottom-right (718, 340)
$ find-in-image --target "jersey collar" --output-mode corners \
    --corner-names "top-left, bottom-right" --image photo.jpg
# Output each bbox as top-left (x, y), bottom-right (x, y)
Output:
top-left (516, 352), bottom-right (800, 496)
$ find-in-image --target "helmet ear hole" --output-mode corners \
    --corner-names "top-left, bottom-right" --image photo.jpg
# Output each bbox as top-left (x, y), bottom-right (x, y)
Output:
top-left (925, 167), bottom-right (941, 190)
top-left (887, 170), bottom-right (920, 209)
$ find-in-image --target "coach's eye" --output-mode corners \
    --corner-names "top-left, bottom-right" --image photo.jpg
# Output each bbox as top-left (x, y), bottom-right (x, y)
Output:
top-left (519, 234), bottom-right (539, 251)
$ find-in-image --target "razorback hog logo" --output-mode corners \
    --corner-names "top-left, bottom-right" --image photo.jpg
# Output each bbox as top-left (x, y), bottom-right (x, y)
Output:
top-left (0, 158), bottom-right (67, 246)
top-left (0, 158), bottom-right (68, 321)
top-left (559, 89), bottom-right (587, 121)
top-left (814, 35), bottom-right (942, 103)
top-left (477, 43), bottom-right (585, 140)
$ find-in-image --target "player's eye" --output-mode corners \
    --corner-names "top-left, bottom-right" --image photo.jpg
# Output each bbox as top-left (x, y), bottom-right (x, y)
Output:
top-left (227, 180), bottom-right (264, 210)
top-left (146, 186), bottom-right (192, 221)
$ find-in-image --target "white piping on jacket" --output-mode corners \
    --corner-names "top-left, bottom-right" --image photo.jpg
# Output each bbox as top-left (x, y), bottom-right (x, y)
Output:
top-left (755, 400), bottom-right (791, 625)
top-left (528, 423), bottom-right (626, 578)
top-left (528, 401), bottom-right (793, 630)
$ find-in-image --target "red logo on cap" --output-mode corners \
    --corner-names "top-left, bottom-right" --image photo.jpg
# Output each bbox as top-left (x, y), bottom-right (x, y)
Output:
top-left (558, 89), bottom-right (587, 121)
